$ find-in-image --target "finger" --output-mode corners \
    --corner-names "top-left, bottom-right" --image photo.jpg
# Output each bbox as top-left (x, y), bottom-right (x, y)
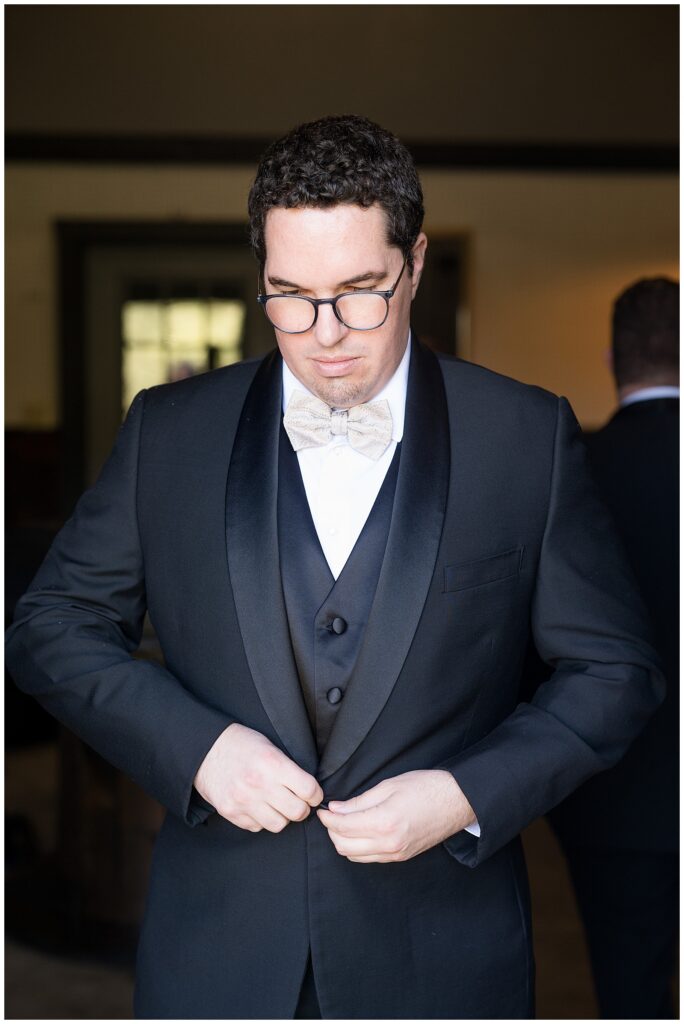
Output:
top-left (325, 833), bottom-right (385, 858)
top-left (278, 760), bottom-right (325, 806)
top-left (254, 804), bottom-right (291, 834)
top-left (227, 812), bottom-right (263, 833)
top-left (327, 784), bottom-right (388, 814)
top-left (347, 853), bottom-right (398, 863)
top-left (270, 788), bottom-right (313, 823)
top-left (317, 805), bottom-right (386, 838)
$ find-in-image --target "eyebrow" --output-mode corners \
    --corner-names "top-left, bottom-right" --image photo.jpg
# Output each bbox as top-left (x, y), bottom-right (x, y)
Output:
top-left (267, 269), bottom-right (387, 291)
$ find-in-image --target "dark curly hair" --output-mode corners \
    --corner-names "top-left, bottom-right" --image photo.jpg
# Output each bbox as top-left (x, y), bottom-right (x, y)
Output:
top-left (612, 277), bottom-right (679, 386)
top-left (248, 114), bottom-right (424, 273)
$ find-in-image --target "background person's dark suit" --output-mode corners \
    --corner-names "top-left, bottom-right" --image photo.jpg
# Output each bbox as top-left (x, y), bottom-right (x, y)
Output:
top-left (548, 394), bottom-right (679, 1019)
top-left (6, 339), bottom-right (663, 1019)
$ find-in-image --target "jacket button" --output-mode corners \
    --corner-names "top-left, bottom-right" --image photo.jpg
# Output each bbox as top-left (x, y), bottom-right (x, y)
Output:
top-left (327, 687), bottom-right (343, 705)
top-left (331, 617), bottom-right (347, 635)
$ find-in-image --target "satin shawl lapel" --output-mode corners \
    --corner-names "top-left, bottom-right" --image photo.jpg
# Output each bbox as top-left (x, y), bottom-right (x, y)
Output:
top-left (318, 338), bottom-right (451, 781)
top-left (225, 350), bottom-right (318, 774)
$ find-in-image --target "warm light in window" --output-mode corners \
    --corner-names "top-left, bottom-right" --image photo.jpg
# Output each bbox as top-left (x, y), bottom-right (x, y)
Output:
top-left (209, 301), bottom-right (245, 346)
top-left (166, 301), bottom-right (208, 349)
top-left (121, 296), bottom-right (246, 418)
top-left (122, 302), bottom-right (163, 345)
top-left (122, 348), bottom-right (167, 410)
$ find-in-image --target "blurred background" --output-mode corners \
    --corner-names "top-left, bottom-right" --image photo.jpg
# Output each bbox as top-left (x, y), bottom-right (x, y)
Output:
top-left (5, 5), bottom-right (678, 1019)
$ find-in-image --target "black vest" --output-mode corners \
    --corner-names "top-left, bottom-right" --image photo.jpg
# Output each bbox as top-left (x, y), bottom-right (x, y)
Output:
top-left (277, 427), bottom-right (401, 753)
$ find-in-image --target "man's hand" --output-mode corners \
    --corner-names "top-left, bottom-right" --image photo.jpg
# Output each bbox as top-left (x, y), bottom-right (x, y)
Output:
top-left (194, 723), bottom-right (324, 833)
top-left (316, 770), bottom-right (476, 863)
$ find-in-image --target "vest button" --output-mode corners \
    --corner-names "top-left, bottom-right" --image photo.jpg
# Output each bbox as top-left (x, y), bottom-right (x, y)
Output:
top-left (331, 617), bottom-right (347, 635)
top-left (327, 687), bottom-right (343, 705)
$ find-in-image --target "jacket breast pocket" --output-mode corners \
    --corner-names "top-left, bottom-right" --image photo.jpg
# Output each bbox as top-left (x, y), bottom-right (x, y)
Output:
top-left (443, 546), bottom-right (524, 593)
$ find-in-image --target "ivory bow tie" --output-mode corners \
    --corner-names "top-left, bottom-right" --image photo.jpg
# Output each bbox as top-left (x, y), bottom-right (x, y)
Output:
top-left (283, 390), bottom-right (394, 461)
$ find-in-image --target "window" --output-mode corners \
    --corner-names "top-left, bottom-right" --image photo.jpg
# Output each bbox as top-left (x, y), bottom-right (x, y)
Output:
top-left (121, 286), bottom-right (245, 414)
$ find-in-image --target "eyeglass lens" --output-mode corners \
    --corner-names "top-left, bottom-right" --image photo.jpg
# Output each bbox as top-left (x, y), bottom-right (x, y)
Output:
top-left (263, 292), bottom-right (389, 333)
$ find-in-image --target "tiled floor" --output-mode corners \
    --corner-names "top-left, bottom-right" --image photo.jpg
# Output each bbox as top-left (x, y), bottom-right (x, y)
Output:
top-left (0, 742), bottom-right (656, 1020)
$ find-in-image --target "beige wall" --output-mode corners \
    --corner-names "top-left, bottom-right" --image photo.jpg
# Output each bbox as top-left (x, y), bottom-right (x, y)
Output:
top-left (6, 163), bottom-right (677, 431)
top-left (426, 170), bottom-right (679, 423)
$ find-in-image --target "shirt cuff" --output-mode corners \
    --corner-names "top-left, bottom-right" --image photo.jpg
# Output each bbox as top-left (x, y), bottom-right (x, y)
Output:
top-left (464, 820), bottom-right (481, 838)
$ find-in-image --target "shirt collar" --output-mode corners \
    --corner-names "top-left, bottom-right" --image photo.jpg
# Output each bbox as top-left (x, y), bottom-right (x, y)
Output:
top-left (281, 331), bottom-right (411, 443)
top-left (620, 385), bottom-right (680, 408)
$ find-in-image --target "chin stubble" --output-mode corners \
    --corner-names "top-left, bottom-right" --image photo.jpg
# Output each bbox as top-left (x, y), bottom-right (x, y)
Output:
top-left (312, 378), bottom-right (369, 409)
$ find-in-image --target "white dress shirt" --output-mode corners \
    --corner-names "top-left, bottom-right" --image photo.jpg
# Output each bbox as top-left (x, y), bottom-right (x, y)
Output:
top-left (619, 385), bottom-right (680, 408)
top-left (281, 334), bottom-right (482, 839)
top-left (282, 335), bottom-right (410, 580)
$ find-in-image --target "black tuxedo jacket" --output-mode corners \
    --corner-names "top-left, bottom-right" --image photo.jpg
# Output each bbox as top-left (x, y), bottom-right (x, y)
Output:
top-left (549, 397), bottom-right (678, 853)
top-left (6, 338), bottom-right (663, 1019)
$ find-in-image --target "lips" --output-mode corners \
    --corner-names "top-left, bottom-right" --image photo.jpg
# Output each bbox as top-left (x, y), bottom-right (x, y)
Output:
top-left (312, 357), bottom-right (360, 377)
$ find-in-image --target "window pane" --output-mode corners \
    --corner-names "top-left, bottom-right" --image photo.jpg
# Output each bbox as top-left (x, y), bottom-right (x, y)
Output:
top-left (122, 296), bottom-right (245, 418)
top-left (209, 301), bottom-right (246, 347)
top-left (122, 302), bottom-right (163, 347)
top-left (166, 301), bottom-right (208, 350)
top-left (214, 343), bottom-right (242, 369)
top-left (123, 348), bottom-right (167, 412)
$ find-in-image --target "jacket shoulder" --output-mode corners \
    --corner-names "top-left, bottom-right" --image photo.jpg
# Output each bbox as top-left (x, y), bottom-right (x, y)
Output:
top-left (140, 357), bottom-right (263, 415)
top-left (435, 353), bottom-right (561, 422)
top-left (126, 358), bottom-right (267, 457)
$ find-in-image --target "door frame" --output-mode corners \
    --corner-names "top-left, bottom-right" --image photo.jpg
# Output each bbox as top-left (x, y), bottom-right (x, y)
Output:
top-left (57, 220), bottom-right (252, 512)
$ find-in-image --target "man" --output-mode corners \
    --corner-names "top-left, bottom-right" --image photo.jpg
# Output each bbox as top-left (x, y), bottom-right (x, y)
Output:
top-left (548, 278), bottom-right (679, 1019)
top-left (6, 115), bottom-right (664, 1020)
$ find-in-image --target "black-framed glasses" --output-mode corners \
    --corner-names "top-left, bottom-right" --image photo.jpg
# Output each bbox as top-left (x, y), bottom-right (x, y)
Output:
top-left (257, 261), bottom-right (407, 334)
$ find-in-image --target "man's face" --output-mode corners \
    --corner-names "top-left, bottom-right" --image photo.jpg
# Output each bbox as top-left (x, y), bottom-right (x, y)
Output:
top-left (263, 204), bottom-right (427, 408)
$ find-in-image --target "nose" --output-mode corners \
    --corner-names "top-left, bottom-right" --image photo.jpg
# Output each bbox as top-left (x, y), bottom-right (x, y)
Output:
top-left (312, 301), bottom-right (348, 348)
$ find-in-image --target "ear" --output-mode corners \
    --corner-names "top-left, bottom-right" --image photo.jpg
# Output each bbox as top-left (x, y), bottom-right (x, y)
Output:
top-left (410, 233), bottom-right (428, 299)
top-left (603, 348), bottom-right (614, 374)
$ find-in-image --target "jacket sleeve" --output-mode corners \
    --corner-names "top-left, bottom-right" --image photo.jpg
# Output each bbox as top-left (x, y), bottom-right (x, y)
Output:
top-left (5, 391), bottom-right (232, 826)
top-left (439, 396), bottom-right (665, 867)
